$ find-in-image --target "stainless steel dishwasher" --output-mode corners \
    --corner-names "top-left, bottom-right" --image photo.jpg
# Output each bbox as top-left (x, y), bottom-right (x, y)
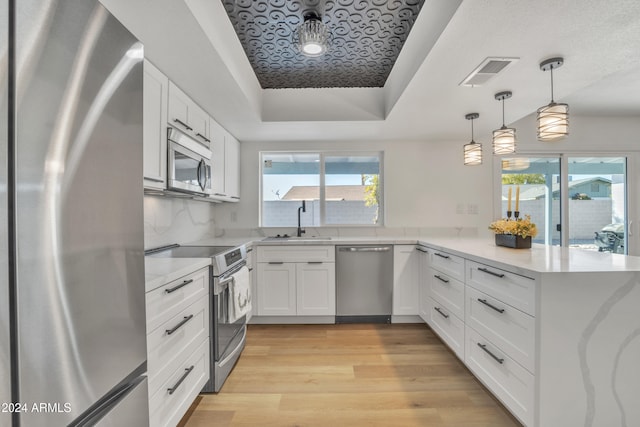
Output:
top-left (335, 245), bottom-right (393, 323)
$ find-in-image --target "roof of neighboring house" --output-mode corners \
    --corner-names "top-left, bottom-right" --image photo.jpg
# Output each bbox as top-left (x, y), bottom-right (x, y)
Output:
top-left (501, 177), bottom-right (612, 200)
top-left (282, 185), bottom-right (367, 201)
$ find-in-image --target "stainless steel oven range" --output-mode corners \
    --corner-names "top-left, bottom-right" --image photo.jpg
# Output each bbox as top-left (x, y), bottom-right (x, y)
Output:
top-left (146, 243), bottom-right (248, 392)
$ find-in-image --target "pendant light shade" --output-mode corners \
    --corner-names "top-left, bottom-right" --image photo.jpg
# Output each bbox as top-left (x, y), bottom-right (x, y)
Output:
top-left (463, 113), bottom-right (482, 166)
top-left (492, 91), bottom-right (516, 155)
top-left (501, 158), bottom-right (530, 171)
top-left (537, 57), bottom-right (569, 141)
top-left (296, 12), bottom-right (330, 58)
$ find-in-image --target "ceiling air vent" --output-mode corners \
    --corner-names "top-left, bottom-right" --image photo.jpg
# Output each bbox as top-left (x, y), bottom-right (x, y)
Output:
top-left (459, 57), bottom-right (519, 87)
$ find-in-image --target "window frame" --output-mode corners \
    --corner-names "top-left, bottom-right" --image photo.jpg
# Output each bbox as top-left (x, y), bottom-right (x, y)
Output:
top-left (259, 150), bottom-right (385, 228)
top-left (494, 152), bottom-right (636, 254)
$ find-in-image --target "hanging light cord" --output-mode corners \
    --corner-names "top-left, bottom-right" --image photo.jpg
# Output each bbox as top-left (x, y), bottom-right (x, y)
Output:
top-left (501, 97), bottom-right (506, 127)
top-left (549, 65), bottom-right (555, 103)
top-left (470, 117), bottom-right (475, 142)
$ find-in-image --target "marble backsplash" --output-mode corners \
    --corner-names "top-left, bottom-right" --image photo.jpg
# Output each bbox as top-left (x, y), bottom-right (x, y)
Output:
top-left (143, 195), bottom-right (217, 250)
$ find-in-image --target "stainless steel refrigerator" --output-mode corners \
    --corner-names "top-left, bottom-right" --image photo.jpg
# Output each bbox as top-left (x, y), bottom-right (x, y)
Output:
top-left (1, 0), bottom-right (148, 425)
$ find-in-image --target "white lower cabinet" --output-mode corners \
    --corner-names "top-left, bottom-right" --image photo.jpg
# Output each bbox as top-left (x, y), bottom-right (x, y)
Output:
top-left (426, 296), bottom-right (464, 360)
top-left (297, 262), bottom-right (336, 315)
top-left (417, 246), bottom-right (430, 323)
top-left (145, 267), bottom-right (210, 427)
top-left (149, 339), bottom-right (209, 427)
top-left (420, 245), bottom-right (537, 426)
top-left (256, 246), bottom-right (335, 318)
top-left (465, 286), bottom-right (535, 373)
top-left (465, 326), bottom-right (534, 427)
top-left (256, 262), bottom-right (296, 316)
top-left (392, 245), bottom-right (420, 316)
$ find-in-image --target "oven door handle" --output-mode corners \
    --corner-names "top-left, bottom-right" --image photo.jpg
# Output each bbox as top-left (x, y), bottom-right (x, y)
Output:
top-left (218, 276), bottom-right (236, 324)
top-left (218, 275), bottom-right (235, 288)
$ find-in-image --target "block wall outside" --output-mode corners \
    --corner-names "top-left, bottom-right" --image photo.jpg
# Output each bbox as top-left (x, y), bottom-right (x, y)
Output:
top-left (262, 200), bottom-right (377, 227)
top-left (501, 199), bottom-right (613, 241)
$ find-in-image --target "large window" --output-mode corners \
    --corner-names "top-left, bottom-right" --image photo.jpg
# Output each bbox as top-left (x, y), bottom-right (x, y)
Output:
top-left (261, 152), bottom-right (383, 227)
top-left (499, 155), bottom-right (628, 253)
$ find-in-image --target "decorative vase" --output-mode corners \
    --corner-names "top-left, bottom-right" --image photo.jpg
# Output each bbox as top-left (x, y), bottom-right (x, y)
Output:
top-left (495, 234), bottom-right (532, 249)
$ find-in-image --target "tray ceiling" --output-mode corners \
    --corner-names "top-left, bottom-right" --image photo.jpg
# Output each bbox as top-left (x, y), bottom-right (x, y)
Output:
top-left (221, 0), bottom-right (425, 89)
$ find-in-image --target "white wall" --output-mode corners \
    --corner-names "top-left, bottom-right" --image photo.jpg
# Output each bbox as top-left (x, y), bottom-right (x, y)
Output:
top-left (143, 195), bottom-right (217, 250)
top-left (212, 139), bottom-right (494, 238)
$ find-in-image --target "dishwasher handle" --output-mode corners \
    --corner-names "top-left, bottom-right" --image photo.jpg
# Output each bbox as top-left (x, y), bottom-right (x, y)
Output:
top-left (338, 246), bottom-right (391, 252)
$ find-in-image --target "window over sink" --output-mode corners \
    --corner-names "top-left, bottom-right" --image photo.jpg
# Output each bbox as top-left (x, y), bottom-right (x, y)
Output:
top-left (260, 151), bottom-right (383, 227)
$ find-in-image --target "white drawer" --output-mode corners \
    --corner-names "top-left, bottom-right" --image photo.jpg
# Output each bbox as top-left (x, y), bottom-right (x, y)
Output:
top-left (257, 245), bottom-right (335, 263)
top-left (149, 339), bottom-right (210, 427)
top-left (430, 250), bottom-right (465, 282)
top-left (427, 297), bottom-right (464, 360)
top-left (465, 326), bottom-right (534, 427)
top-left (466, 286), bottom-right (535, 373)
top-left (147, 297), bottom-right (209, 383)
top-left (146, 267), bottom-right (208, 332)
top-left (428, 267), bottom-right (465, 319)
top-left (466, 260), bottom-right (536, 316)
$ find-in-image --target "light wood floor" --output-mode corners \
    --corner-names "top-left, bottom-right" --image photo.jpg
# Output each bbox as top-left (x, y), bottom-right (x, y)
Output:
top-left (179, 323), bottom-right (522, 427)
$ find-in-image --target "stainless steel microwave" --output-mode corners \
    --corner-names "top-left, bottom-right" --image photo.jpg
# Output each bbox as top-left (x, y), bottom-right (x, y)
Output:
top-left (167, 127), bottom-right (213, 196)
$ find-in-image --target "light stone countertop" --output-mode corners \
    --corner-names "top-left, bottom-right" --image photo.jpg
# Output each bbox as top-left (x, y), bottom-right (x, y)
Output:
top-left (418, 237), bottom-right (640, 275)
top-left (190, 235), bottom-right (640, 275)
top-left (146, 235), bottom-right (640, 288)
top-left (145, 257), bottom-right (211, 292)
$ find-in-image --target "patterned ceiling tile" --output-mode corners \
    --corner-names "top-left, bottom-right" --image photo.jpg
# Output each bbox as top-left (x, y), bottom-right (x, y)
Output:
top-left (221, 0), bottom-right (425, 89)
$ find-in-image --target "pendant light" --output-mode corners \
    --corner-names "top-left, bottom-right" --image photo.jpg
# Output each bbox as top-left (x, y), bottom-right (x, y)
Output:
top-left (463, 113), bottom-right (482, 166)
top-left (537, 57), bottom-right (569, 141)
top-left (492, 91), bottom-right (516, 154)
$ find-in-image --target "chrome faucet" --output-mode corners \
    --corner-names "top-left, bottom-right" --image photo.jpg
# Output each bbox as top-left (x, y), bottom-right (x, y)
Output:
top-left (297, 200), bottom-right (306, 237)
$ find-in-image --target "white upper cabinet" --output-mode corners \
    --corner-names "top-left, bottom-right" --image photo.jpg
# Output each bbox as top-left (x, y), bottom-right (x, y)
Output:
top-left (209, 118), bottom-right (226, 196)
top-left (208, 116), bottom-right (240, 202)
top-left (167, 82), bottom-right (210, 149)
top-left (225, 133), bottom-right (240, 200)
top-left (143, 60), bottom-right (168, 190)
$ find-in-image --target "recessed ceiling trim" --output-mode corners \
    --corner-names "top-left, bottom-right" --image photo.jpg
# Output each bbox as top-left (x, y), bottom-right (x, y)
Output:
top-left (459, 56), bottom-right (519, 87)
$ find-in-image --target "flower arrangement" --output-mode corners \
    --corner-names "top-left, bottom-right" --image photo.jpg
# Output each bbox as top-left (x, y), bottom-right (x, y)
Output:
top-left (489, 215), bottom-right (538, 239)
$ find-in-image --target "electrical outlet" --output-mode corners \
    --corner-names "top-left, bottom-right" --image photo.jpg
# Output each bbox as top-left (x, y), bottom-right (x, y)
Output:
top-left (467, 204), bottom-right (479, 215)
top-left (456, 203), bottom-right (466, 214)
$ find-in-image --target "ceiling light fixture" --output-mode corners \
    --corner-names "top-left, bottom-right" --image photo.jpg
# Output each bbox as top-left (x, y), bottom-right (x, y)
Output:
top-left (492, 91), bottom-right (516, 155)
top-left (537, 57), bottom-right (569, 141)
top-left (296, 12), bottom-right (330, 58)
top-left (463, 113), bottom-right (482, 166)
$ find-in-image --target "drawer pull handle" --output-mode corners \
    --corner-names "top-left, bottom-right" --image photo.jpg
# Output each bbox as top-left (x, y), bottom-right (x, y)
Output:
top-left (477, 298), bottom-right (505, 313)
top-left (434, 252), bottom-right (450, 259)
top-left (165, 279), bottom-right (194, 294)
top-left (268, 261), bottom-right (284, 265)
top-left (478, 343), bottom-right (504, 364)
top-left (416, 247), bottom-right (428, 253)
top-left (167, 365), bottom-right (195, 395)
top-left (478, 267), bottom-right (505, 278)
top-left (434, 274), bottom-right (449, 284)
top-left (308, 261), bottom-right (323, 264)
top-left (166, 315), bottom-right (194, 335)
top-left (173, 118), bottom-right (193, 131)
top-left (434, 307), bottom-right (449, 319)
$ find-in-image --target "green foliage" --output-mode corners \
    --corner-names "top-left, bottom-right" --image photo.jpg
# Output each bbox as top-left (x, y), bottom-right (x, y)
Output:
top-left (502, 174), bottom-right (545, 184)
top-left (362, 174), bottom-right (379, 224)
